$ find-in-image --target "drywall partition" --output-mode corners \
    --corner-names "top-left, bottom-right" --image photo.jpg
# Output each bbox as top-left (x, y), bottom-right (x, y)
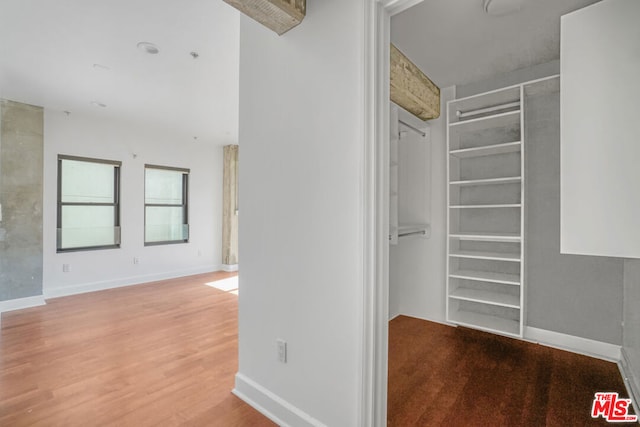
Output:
top-left (623, 260), bottom-right (640, 407)
top-left (235, 1), bottom-right (364, 425)
top-left (43, 110), bottom-right (224, 297)
top-left (0, 100), bottom-right (43, 302)
top-left (389, 86), bottom-right (454, 323)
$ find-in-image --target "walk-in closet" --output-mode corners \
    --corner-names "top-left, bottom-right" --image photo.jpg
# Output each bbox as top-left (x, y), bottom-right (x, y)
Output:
top-left (385, 0), bottom-right (639, 423)
top-left (387, 0), bottom-right (629, 348)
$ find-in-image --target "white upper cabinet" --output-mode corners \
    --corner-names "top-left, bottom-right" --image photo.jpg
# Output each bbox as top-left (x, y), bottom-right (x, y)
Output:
top-left (560, 0), bottom-right (640, 258)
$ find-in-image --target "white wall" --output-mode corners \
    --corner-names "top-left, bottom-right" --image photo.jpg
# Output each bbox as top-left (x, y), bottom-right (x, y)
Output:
top-left (389, 86), bottom-right (454, 323)
top-left (43, 110), bottom-right (223, 298)
top-left (235, 2), bottom-right (364, 425)
top-left (524, 88), bottom-right (623, 344)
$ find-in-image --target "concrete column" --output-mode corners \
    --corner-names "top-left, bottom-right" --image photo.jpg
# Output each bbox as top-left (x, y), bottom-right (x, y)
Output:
top-left (0, 100), bottom-right (44, 301)
top-left (222, 144), bottom-right (239, 270)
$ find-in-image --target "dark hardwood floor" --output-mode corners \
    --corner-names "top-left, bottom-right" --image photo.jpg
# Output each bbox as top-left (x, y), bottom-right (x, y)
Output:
top-left (388, 315), bottom-right (635, 426)
top-left (0, 271), bottom-right (275, 427)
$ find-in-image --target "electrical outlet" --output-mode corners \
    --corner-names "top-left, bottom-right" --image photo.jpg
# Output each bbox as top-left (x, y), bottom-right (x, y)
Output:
top-left (277, 339), bottom-right (287, 363)
top-left (62, 264), bottom-right (70, 273)
top-left (133, 257), bottom-right (139, 265)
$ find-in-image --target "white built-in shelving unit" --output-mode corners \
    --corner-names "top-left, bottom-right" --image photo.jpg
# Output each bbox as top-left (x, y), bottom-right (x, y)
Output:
top-left (446, 84), bottom-right (525, 338)
top-left (446, 76), bottom-right (560, 338)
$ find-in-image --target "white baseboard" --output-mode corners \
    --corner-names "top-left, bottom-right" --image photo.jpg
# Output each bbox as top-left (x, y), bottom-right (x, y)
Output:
top-left (524, 326), bottom-right (621, 362)
top-left (0, 295), bottom-right (46, 314)
top-left (233, 373), bottom-right (326, 427)
top-left (394, 312), bottom-right (454, 327)
top-left (619, 348), bottom-right (640, 415)
top-left (44, 265), bottom-right (222, 299)
top-left (222, 264), bottom-right (238, 272)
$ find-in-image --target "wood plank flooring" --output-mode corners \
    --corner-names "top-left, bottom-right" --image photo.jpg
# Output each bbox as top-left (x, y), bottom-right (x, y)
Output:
top-left (388, 315), bottom-right (635, 426)
top-left (0, 272), bottom-right (275, 427)
top-left (3, 278), bottom-right (634, 426)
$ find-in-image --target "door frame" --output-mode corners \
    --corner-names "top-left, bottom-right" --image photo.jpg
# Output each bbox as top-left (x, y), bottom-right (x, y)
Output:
top-left (360, 1), bottom-right (424, 425)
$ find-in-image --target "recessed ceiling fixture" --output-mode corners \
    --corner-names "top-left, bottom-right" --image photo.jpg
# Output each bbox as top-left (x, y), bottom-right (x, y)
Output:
top-left (483, 0), bottom-right (525, 16)
top-left (137, 41), bottom-right (159, 55)
top-left (91, 101), bottom-right (107, 108)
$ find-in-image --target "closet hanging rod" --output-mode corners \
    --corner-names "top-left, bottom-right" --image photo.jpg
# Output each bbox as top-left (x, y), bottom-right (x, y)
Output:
top-left (456, 101), bottom-right (520, 119)
top-left (398, 230), bottom-right (427, 238)
top-left (398, 120), bottom-right (426, 138)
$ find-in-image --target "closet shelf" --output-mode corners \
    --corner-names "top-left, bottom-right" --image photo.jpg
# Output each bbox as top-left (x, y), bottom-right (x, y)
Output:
top-left (450, 176), bottom-right (521, 186)
top-left (448, 110), bottom-right (520, 134)
top-left (456, 101), bottom-right (520, 120)
top-left (448, 86), bottom-right (520, 119)
top-left (449, 310), bottom-right (520, 337)
top-left (449, 288), bottom-right (520, 309)
top-left (450, 141), bottom-right (521, 158)
top-left (449, 269), bottom-right (520, 286)
top-left (449, 232), bottom-right (521, 242)
top-left (449, 250), bottom-right (520, 262)
top-left (450, 203), bottom-right (521, 209)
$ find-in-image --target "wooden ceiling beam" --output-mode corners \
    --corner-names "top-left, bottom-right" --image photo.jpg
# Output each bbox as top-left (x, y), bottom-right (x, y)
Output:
top-left (223, 0), bottom-right (305, 36)
top-left (390, 43), bottom-right (440, 121)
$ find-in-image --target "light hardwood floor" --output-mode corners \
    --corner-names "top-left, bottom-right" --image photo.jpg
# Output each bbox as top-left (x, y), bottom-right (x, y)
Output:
top-left (388, 315), bottom-right (635, 426)
top-left (0, 272), bottom-right (275, 427)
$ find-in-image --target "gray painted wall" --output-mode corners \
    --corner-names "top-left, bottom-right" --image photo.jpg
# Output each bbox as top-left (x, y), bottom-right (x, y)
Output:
top-left (524, 91), bottom-right (623, 344)
top-left (623, 260), bottom-right (640, 400)
top-left (457, 62), bottom-right (624, 344)
top-left (0, 99), bottom-right (43, 301)
top-left (456, 60), bottom-right (560, 99)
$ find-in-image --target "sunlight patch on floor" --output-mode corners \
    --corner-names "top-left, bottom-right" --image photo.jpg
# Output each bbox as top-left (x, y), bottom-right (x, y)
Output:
top-left (205, 276), bottom-right (238, 294)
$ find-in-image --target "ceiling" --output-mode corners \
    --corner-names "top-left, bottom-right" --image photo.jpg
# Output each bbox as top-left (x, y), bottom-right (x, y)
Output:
top-left (0, 0), bottom-right (604, 139)
top-left (391, 0), bottom-right (601, 88)
top-left (0, 0), bottom-right (240, 145)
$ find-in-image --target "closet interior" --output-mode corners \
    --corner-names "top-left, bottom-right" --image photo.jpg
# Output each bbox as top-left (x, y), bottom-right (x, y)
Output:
top-left (387, 1), bottom-right (637, 420)
top-left (388, 104), bottom-right (433, 321)
top-left (388, 75), bottom-right (591, 340)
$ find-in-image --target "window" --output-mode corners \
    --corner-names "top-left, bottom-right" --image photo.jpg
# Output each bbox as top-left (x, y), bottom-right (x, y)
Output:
top-left (57, 155), bottom-right (121, 252)
top-left (144, 165), bottom-right (189, 245)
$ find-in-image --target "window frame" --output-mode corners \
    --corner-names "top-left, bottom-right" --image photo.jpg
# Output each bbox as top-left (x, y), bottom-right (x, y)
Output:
top-left (56, 154), bottom-right (122, 253)
top-left (144, 164), bottom-right (190, 246)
